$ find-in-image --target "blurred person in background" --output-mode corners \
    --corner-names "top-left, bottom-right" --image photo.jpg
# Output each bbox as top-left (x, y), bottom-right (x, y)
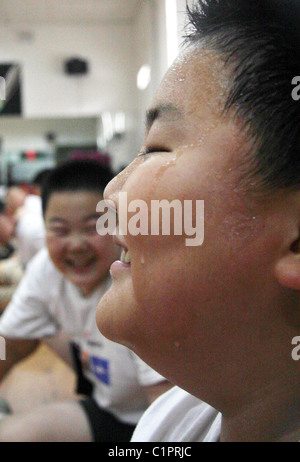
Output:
top-left (0, 160), bottom-right (170, 442)
top-left (5, 186), bottom-right (26, 227)
top-left (0, 200), bottom-right (22, 313)
top-left (15, 169), bottom-right (52, 268)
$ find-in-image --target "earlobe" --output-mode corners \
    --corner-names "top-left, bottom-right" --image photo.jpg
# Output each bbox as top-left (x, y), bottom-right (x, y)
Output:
top-left (275, 251), bottom-right (300, 290)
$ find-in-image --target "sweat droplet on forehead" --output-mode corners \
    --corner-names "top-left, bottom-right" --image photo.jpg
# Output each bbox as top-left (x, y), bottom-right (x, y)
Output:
top-left (157, 47), bottom-right (229, 121)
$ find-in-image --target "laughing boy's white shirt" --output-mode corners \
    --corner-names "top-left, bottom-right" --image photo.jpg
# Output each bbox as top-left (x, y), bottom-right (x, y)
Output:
top-left (0, 248), bottom-right (165, 425)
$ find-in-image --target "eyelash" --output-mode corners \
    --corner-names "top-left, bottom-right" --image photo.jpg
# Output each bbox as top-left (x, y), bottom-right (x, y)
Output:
top-left (138, 148), bottom-right (169, 158)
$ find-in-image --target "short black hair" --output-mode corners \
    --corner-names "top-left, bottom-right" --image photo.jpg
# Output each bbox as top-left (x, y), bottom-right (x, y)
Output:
top-left (185, 0), bottom-right (300, 190)
top-left (0, 199), bottom-right (6, 215)
top-left (42, 159), bottom-right (114, 215)
top-left (32, 168), bottom-right (52, 189)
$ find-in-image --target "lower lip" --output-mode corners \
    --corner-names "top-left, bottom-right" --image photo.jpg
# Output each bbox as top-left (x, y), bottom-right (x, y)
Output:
top-left (110, 260), bottom-right (131, 278)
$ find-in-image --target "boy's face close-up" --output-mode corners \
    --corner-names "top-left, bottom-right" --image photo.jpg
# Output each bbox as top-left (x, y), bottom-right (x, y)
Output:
top-left (97, 48), bottom-right (298, 404)
top-left (45, 190), bottom-right (119, 297)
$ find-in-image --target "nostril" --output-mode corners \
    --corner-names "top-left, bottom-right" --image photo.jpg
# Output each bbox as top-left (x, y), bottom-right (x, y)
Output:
top-left (68, 237), bottom-right (89, 251)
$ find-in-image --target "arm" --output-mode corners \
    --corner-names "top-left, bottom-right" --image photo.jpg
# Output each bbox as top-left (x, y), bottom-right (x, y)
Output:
top-left (0, 251), bottom-right (58, 379)
top-left (0, 337), bottom-right (40, 382)
top-left (144, 380), bottom-right (173, 406)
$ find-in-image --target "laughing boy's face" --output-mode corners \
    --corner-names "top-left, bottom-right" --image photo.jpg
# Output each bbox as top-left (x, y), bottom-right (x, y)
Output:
top-left (45, 190), bottom-right (118, 296)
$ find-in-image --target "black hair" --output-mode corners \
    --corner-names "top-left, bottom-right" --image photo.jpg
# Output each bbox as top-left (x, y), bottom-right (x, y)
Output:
top-left (0, 199), bottom-right (6, 215)
top-left (185, 0), bottom-right (300, 190)
top-left (41, 159), bottom-right (114, 215)
top-left (32, 168), bottom-right (53, 189)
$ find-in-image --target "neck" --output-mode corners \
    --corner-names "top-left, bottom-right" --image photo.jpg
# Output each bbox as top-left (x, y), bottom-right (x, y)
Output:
top-left (220, 375), bottom-right (300, 442)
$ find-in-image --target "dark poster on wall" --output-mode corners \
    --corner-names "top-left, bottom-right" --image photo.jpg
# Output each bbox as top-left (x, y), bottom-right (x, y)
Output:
top-left (0, 63), bottom-right (22, 115)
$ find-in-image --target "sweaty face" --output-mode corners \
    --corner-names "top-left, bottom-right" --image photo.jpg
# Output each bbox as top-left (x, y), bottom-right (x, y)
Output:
top-left (97, 49), bottom-right (288, 402)
top-left (45, 191), bottom-right (119, 297)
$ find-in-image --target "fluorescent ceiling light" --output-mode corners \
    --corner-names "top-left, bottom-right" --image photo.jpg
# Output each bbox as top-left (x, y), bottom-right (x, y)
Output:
top-left (137, 65), bottom-right (151, 91)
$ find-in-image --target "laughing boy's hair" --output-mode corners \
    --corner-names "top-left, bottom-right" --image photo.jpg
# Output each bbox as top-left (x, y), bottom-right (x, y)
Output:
top-left (42, 159), bottom-right (114, 215)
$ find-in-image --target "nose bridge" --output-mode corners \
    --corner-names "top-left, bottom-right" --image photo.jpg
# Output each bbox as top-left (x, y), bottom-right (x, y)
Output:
top-left (104, 158), bottom-right (140, 204)
top-left (67, 228), bottom-right (87, 250)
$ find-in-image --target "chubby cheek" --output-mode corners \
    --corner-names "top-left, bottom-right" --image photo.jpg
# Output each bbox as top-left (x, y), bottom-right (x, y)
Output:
top-left (129, 244), bottom-right (199, 340)
top-left (46, 236), bottom-right (66, 269)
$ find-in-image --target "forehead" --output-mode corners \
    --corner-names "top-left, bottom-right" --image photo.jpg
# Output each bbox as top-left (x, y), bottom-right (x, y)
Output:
top-left (45, 190), bottom-right (102, 220)
top-left (151, 47), bottom-right (229, 127)
top-left (144, 47), bottom-right (259, 206)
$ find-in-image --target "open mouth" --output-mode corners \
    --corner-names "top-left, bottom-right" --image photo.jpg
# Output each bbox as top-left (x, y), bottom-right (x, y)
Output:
top-left (113, 233), bottom-right (131, 266)
top-left (120, 249), bottom-right (131, 264)
top-left (111, 234), bottom-right (132, 275)
top-left (66, 257), bottom-right (96, 269)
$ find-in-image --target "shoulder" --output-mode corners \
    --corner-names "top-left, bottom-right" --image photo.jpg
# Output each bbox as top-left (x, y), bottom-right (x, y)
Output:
top-left (25, 248), bottom-right (62, 284)
top-left (23, 195), bottom-right (42, 213)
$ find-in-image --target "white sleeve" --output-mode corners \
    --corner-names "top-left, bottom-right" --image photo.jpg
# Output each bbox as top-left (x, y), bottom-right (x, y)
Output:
top-left (0, 249), bottom-right (58, 339)
top-left (132, 353), bottom-right (167, 386)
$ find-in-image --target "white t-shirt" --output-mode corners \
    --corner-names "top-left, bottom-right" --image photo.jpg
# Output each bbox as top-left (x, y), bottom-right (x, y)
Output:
top-left (131, 386), bottom-right (221, 442)
top-left (15, 195), bottom-right (45, 267)
top-left (0, 249), bottom-right (164, 425)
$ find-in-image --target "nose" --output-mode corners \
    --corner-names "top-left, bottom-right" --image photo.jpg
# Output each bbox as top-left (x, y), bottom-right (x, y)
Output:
top-left (67, 233), bottom-right (88, 253)
top-left (104, 157), bottom-right (140, 205)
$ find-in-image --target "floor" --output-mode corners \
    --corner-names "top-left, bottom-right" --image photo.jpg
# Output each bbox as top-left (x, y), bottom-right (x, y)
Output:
top-left (0, 344), bottom-right (76, 414)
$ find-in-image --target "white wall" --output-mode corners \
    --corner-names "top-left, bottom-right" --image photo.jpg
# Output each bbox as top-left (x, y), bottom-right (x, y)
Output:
top-left (131, 0), bottom-right (156, 151)
top-left (0, 21), bottom-right (139, 171)
top-left (0, 117), bottom-right (97, 152)
top-left (177, 0), bottom-right (189, 49)
top-left (0, 23), bottom-right (136, 118)
top-left (0, 0), bottom-right (190, 171)
top-left (132, 0), bottom-right (189, 153)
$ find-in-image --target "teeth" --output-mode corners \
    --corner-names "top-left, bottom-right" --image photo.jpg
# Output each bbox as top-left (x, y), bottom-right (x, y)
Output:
top-left (120, 249), bottom-right (131, 264)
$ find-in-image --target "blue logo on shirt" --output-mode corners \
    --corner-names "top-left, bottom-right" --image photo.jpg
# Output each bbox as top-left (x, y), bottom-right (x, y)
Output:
top-left (91, 356), bottom-right (110, 385)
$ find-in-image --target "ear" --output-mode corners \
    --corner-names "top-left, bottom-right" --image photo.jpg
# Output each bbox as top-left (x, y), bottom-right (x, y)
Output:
top-left (275, 238), bottom-right (300, 290)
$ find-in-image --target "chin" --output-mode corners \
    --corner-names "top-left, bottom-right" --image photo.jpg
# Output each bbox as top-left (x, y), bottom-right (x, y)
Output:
top-left (96, 288), bottom-right (136, 347)
top-left (97, 290), bottom-right (120, 340)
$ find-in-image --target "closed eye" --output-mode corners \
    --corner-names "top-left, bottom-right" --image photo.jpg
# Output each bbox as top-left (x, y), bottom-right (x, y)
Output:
top-left (84, 225), bottom-right (98, 234)
top-left (48, 227), bottom-right (69, 236)
top-left (138, 147), bottom-right (170, 158)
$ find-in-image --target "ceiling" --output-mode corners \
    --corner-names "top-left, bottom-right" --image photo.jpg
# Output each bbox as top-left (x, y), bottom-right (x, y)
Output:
top-left (0, 0), bottom-right (142, 26)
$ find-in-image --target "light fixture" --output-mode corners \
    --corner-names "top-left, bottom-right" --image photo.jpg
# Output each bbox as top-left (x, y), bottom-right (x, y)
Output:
top-left (137, 65), bottom-right (151, 91)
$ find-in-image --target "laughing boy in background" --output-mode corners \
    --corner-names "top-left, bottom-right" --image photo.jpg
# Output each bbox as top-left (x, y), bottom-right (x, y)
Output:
top-left (0, 159), bottom-right (169, 442)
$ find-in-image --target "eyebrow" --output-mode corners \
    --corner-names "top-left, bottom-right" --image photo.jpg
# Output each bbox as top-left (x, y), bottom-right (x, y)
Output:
top-left (145, 104), bottom-right (183, 132)
top-left (48, 214), bottom-right (99, 224)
